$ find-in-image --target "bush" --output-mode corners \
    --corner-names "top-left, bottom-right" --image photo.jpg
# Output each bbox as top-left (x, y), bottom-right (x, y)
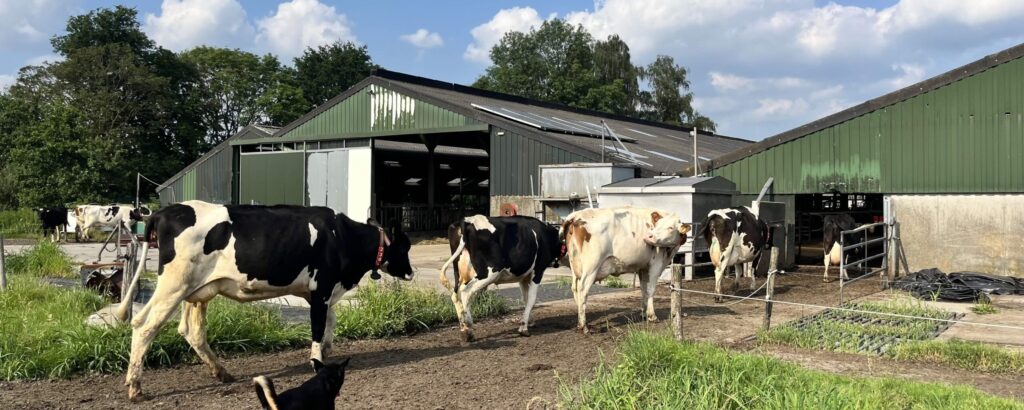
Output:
top-left (5, 240), bottom-right (75, 278)
top-left (0, 275), bottom-right (306, 380)
top-left (561, 331), bottom-right (1024, 409)
top-left (333, 281), bottom-right (509, 339)
top-left (0, 208), bottom-right (40, 238)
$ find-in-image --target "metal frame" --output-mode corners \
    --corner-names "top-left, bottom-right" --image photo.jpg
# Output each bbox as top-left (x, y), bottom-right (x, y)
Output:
top-left (838, 221), bottom-right (891, 304)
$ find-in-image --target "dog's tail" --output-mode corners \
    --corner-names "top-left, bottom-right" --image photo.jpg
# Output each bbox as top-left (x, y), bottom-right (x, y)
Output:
top-left (253, 376), bottom-right (280, 410)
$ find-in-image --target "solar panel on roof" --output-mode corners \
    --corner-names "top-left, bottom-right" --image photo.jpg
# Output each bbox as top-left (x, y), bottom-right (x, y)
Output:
top-left (627, 128), bottom-right (659, 138)
top-left (471, 103), bottom-right (636, 142)
top-left (644, 149), bottom-right (688, 162)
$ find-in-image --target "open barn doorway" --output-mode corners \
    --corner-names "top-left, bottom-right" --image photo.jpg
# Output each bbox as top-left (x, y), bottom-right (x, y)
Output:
top-left (794, 193), bottom-right (885, 266)
top-left (371, 131), bottom-right (490, 232)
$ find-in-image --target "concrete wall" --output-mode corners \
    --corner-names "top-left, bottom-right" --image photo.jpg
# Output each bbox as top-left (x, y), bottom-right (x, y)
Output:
top-left (490, 195), bottom-right (542, 218)
top-left (890, 195), bottom-right (1024, 277)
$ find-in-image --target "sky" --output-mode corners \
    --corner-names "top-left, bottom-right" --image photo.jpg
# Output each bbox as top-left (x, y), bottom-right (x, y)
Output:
top-left (2, 0), bottom-right (1023, 140)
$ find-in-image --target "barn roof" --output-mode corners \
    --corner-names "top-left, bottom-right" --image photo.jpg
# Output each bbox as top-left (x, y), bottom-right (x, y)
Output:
top-left (265, 69), bottom-right (751, 175)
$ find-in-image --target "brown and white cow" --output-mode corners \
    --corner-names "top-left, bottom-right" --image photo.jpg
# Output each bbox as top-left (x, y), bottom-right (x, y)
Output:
top-left (698, 207), bottom-right (772, 303)
top-left (560, 207), bottom-right (690, 333)
top-left (439, 215), bottom-right (562, 341)
top-left (114, 200), bottom-right (414, 401)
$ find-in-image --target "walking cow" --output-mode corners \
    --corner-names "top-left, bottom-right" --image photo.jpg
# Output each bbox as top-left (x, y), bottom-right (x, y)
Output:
top-left (822, 214), bottom-right (860, 282)
top-left (114, 200), bottom-right (414, 401)
top-left (439, 215), bottom-right (562, 342)
top-left (698, 207), bottom-right (773, 303)
top-left (560, 207), bottom-right (690, 333)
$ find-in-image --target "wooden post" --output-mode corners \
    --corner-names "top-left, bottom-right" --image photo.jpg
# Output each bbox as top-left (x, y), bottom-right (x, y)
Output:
top-left (671, 264), bottom-right (684, 341)
top-left (762, 248), bottom-right (778, 330)
top-left (0, 233), bottom-right (7, 291)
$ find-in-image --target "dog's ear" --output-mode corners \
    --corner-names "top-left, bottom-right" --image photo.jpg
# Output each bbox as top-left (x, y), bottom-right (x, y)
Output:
top-left (311, 358), bottom-right (325, 372)
top-left (340, 357), bottom-right (351, 369)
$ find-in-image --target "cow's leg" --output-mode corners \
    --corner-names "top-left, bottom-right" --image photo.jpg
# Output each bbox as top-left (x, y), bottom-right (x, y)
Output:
top-left (713, 264), bottom-right (726, 303)
top-left (638, 270), bottom-right (650, 317)
top-left (576, 271), bottom-right (599, 334)
top-left (823, 251), bottom-right (831, 282)
top-left (452, 281), bottom-right (468, 333)
top-left (733, 265), bottom-right (741, 291)
top-left (180, 301), bottom-right (232, 382)
top-left (459, 271), bottom-right (502, 342)
top-left (643, 260), bottom-right (666, 322)
top-left (747, 261), bottom-right (757, 291)
top-left (124, 281), bottom-right (188, 401)
top-left (308, 291), bottom-right (332, 370)
top-left (517, 276), bottom-right (539, 337)
top-left (322, 285), bottom-right (346, 357)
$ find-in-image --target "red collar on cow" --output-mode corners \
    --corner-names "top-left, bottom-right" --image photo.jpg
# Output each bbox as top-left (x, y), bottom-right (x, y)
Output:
top-left (370, 229), bottom-right (391, 280)
top-left (559, 243), bottom-right (568, 258)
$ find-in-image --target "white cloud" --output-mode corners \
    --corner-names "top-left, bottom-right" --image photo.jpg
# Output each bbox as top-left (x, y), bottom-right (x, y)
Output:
top-left (256, 0), bottom-right (356, 60)
top-left (0, 74), bottom-right (15, 91)
top-left (25, 53), bottom-right (61, 66)
top-left (144, 0), bottom-right (255, 51)
top-left (555, 0), bottom-right (1024, 138)
top-left (464, 7), bottom-right (546, 63)
top-left (401, 29), bottom-right (443, 49)
top-left (0, 0), bottom-right (75, 52)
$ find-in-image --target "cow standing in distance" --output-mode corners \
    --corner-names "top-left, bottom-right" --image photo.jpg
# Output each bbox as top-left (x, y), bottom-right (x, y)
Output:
top-left (74, 204), bottom-right (147, 238)
top-left (822, 214), bottom-right (859, 282)
top-left (439, 215), bottom-right (562, 342)
top-left (36, 206), bottom-right (68, 242)
top-left (560, 207), bottom-right (690, 334)
top-left (699, 207), bottom-right (772, 303)
top-left (114, 200), bottom-right (414, 401)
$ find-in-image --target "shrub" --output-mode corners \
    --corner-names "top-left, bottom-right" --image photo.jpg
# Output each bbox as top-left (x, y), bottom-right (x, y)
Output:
top-left (5, 240), bottom-right (75, 278)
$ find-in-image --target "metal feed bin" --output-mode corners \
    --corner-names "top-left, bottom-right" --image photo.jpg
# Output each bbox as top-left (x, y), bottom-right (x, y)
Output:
top-left (538, 163), bottom-right (638, 222)
top-left (598, 176), bottom-right (738, 280)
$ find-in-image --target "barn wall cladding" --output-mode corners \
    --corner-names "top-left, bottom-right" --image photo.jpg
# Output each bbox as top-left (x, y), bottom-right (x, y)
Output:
top-left (890, 195), bottom-right (1024, 276)
top-left (708, 44), bottom-right (1024, 195)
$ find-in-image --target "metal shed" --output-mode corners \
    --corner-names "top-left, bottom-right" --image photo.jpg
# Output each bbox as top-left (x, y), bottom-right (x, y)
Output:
top-left (598, 176), bottom-right (738, 279)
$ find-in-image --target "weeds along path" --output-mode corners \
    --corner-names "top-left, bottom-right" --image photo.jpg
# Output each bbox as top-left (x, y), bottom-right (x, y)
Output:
top-left (2, 270), bottom-right (1019, 408)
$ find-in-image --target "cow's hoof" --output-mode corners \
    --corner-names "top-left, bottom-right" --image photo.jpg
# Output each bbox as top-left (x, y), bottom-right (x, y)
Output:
top-left (714, 297), bottom-right (724, 303)
top-left (460, 330), bottom-right (475, 343)
top-left (128, 383), bottom-right (146, 402)
top-left (518, 327), bottom-right (530, 337)
top-left (577, 326), bottom-right (591, 334)
top-left (646, 316), bottom-right (659, 323)
top-left (214, 368), bottom-right (235, 383)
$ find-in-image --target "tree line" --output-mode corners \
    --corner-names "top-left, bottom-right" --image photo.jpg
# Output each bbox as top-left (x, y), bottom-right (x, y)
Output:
top-left (0, 7), bottom-right (710, 210)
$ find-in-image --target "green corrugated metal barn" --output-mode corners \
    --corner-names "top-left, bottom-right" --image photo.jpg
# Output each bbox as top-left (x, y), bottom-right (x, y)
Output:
top-left (703, 43), bottom-right (1024, 276)
top-left (157, 69), bottom-right (750, 231)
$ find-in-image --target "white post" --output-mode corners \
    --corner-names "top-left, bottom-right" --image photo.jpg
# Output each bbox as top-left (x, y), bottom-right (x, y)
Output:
top-left (684, 251), bottom-right (694, 281)
top-left (691, 129), bottom-right (699, 176)
top-left (671, 263), bottom-right (684, 341)
top-left (0, 233), bottom-right (7, 291)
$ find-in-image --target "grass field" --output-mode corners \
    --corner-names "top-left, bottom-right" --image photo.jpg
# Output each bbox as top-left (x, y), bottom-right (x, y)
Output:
top-left (4, 241), bottom-right (76, 278)
top-left (561, 331), bottom-right (1024, 409)
top-left (759, 300), bottom-right (1024, 375)
top-left (0, 267), bottom-right (508, 380)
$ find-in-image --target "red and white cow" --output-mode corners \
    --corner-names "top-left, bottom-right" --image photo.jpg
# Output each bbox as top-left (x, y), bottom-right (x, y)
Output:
top-left (560, 207), bottom-right (690, 333)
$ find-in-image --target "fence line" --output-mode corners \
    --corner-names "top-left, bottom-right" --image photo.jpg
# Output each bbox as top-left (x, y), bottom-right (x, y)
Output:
top-left (665, 285), bottom-right (1024, 332)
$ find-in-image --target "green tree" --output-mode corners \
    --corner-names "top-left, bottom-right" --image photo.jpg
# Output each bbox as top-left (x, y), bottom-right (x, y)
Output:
top-left (638, 55), bottom-right (716, 131)
top-left (294, 41), bottom-right (375, 107)
top-left (474, 20), bottom-right (598, 108)
top-left (592, 34), bottom-right (640, 115)
top-left (257, 68), bottom-right (310, 125)
top-left (181, 47), bottom-right (293, 145)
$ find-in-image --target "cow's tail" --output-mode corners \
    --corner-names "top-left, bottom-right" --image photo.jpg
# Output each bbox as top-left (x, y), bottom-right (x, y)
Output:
top-left (252, 376), bottom-right (280, 410)
top-left (439, 238), bottom-right (466, 289)
top-left (115, 214), bottom-right (157, 323)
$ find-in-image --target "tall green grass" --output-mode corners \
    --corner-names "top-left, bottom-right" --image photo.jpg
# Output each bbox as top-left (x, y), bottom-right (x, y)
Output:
top-left (0, 275), bottom-right (306, 380)
top-left (5, 241), bottom-right (76, 278)
top-left (561, 331), bottom-right (1024, 409)
top-left (889, 339), bottom-right (1024, 375)
top-left (333, 281), bottom-right (508, 339)
top-left (0, 208), bottom-right (40, 238)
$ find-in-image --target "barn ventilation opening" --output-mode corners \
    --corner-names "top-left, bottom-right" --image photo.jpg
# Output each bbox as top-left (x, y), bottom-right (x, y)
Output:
top-left (794, 193), bottom-right (884, 265)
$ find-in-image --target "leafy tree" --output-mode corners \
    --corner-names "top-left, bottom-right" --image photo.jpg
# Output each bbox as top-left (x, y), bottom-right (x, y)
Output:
top-left (593, 35), bottom-right (640, 116)
top-left (181, 47), bottom-right (293, 145)
top-left (474, 20), bottom-right (598, 108)
top-left (257, 68), bottom-right (310, 125)
top-left (294, 41), bottom-right (375, 107)
top-left (638, 55), bottom-right (716, 131)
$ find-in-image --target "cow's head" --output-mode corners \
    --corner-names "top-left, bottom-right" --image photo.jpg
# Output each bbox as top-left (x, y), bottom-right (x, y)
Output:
top-left (643, 211), bottom-right (690, 248)
top-left (372, 219), bottom-right (415, 281)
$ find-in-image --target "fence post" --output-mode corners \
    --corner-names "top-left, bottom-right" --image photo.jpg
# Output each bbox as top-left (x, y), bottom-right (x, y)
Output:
top-left (762, 248), bottom-right (778, 330)
top-left (671, 264), bottom-right (684, 342)
top-left (0, 233), bottom-right (7, 291)
top-left (839, 232), bottom-right (845, 305)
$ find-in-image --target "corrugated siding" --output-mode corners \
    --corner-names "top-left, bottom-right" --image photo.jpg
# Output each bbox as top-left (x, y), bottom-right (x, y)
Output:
top-left (490, 127), bottom-right (594, 195)
top-left (281, 84), bottom-right (481, 141)
top-left (239, 152), bottom-right (305, 205)
top-left (713, 56), bottom-right (1024, 194)
top-left (156, 147), bottom-right (233, 205)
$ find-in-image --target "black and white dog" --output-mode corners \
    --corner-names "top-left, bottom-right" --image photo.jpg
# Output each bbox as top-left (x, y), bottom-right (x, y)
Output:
top-left (253, 358), bottom-right (350, 410)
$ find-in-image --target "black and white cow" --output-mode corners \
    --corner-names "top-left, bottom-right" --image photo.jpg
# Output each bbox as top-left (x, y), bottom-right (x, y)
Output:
top-left (36, 206), bottom-right (68, 242)
top-left (823, 214), bottom-right (858, 282)
top-left (115, 200), bottom-right (414, 401)
top-left (698, 207), bottom-right (772, 303)
top-left (439, 215), bottom-right (562, 342)
top-left (75, 204), bottom-right (146, 237)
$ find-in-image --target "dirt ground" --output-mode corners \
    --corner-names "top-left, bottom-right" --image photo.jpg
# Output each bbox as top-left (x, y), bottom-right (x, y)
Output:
top-left (2, 270), bottom-right (1022, 409)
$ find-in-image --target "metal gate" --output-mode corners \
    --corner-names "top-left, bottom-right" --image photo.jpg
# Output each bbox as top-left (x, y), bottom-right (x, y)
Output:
top-left (839, 221), bottom-right (892, 303)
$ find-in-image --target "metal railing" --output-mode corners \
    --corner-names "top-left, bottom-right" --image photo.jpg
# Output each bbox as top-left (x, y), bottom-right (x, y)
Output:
top-left (375, 203), bottom-right (486, 232)
top-left (839, 221), bottom-right (890, 304)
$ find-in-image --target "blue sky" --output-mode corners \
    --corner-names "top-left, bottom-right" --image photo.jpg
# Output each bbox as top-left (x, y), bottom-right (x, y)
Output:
top-left (2, 0), bottom-right (1023, 140)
